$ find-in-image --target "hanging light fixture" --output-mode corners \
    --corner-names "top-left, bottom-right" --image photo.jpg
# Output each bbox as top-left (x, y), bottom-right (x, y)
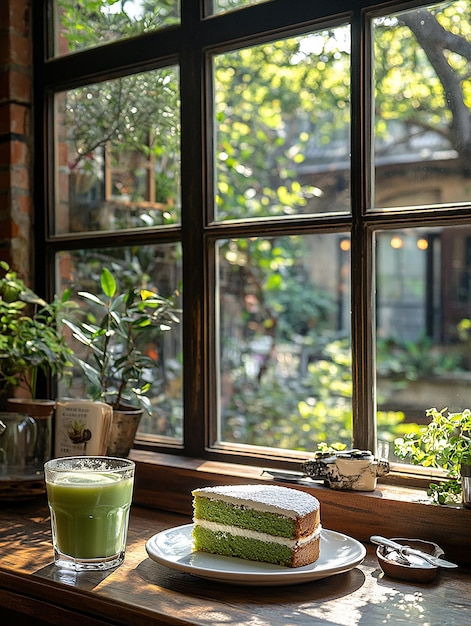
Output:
top-left (339, 238), bottom-right (350, 251)
top-left (417, 237), bottom-right (428, 250)
top-left (390, 235), bottom-right (403, 249)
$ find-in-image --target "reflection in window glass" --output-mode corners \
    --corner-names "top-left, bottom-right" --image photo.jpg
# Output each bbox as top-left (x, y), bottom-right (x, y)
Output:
top-left (217, 234), bottom-right (352, 450)
top-left (54, 67), bottom-right (181, 234)
top-left (373, 1), bottom-right (471, 209)
top-left (56, 245), bottom-right (183, 443)
top-left (211, 0), bottom-right (271, 15)
top-left (213, 26), bottom-right (351, 221)
top-left (54, 0), bottom-right (180, 56)
top-left (376, 225), bottom-right (471, 459)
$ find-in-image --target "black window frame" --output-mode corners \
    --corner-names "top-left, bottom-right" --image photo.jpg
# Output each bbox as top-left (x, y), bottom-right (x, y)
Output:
top-left (32, 0), bottom-right (468, 473)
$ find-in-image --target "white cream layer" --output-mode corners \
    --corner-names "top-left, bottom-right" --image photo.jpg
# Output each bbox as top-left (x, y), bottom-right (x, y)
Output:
top-left (194, 519), bottom-right (322, 548)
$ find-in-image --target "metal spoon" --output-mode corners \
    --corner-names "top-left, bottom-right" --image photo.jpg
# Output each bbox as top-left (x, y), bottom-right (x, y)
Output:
top-left (383, 548), bottom-right (413, 566)
top-left (371, 536), bottom-right (458, 569)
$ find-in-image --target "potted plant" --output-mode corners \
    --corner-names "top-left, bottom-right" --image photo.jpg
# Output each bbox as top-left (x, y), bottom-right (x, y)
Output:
top-left (0, 261), bottom-right (74, 405)
top-left (395, 407), bottom-right (471, 507)
top-left (0, 262), bottom-right (74, 491)
top-left (62, 267), bottom-right (180, 456)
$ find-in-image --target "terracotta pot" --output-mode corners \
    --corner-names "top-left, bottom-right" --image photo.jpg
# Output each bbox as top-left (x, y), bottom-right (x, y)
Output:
top-left (107, 405), bottom-right (144, 458)
top-left (7, 398), bottom-right (55, 419)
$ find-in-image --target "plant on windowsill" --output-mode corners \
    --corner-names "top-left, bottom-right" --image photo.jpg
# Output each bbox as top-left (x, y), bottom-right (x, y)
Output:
top-left (0, 262), bottom-right (74, 495)
top-left (0, 261), bottom-right (74, 407)
top-left (394, 407), bottom-right (471, 507)
top-left (62, 267), bottom-right (180, 456)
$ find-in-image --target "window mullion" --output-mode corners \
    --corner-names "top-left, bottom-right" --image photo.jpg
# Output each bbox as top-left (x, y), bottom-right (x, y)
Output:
top-left (180, 12), bottom-right (209, 457)
top-left (350, 8), bottom-right (376, 453)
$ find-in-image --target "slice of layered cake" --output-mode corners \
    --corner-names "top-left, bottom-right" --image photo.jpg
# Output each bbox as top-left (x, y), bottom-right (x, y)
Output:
top-left (192, 484), bottom-right (321, 567)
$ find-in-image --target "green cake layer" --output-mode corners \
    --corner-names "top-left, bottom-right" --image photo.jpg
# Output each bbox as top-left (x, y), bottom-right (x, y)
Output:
top-left (193, 496), bottom-right (295, 539)
top-left (192, 525), bottom-right (294, 566)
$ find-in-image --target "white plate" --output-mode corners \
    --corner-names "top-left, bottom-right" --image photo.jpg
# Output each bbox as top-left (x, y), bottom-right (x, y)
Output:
top-left (145, 524), bottom-right (366, 586)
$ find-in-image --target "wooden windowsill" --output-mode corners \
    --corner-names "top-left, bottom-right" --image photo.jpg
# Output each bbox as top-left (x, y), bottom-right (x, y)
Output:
top-left (130, 450), bottom-right (471, 566)
top-left (1, 500), bottom-right (470, 626)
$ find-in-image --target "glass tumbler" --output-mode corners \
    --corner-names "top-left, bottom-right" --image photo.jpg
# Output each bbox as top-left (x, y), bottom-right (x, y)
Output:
top-left (45, 456), bottom-right (135, 570)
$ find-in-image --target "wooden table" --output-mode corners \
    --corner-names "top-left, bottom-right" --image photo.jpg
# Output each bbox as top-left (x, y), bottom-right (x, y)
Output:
top-left (0, 498), bottom-right (470, 626)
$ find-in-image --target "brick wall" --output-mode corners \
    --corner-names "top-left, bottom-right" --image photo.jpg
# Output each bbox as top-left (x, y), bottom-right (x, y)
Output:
top-left (0, 0), bottom-right (33, 281)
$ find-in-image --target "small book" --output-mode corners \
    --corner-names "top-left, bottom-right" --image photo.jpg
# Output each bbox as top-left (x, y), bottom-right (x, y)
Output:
top-left (54, 399), bottom-right (113, 457)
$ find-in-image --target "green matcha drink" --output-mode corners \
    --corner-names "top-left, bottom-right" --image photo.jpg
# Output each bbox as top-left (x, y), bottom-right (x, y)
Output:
top-left (45, 457), bottom-right (135, 571)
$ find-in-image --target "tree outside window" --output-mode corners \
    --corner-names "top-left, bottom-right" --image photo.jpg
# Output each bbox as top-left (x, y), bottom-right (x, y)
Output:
top-left (43, 0), bottom-right (471, 463)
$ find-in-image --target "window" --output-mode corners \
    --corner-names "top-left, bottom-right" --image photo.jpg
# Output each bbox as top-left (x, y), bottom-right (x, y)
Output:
top-left (34, 0), bottom-right (471, 473)
top-left (53, 0), bottom-right (180, 56)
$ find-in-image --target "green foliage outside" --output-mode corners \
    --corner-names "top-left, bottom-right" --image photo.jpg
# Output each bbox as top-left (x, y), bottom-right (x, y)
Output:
top-left (376, 336), bottom-right (465, 383)
top-left (222, 338), bottom-right (411, 450)
top-left (54, 1), bottom-right (471, 450)
top-left (58, 0), bottom-right (179, 52)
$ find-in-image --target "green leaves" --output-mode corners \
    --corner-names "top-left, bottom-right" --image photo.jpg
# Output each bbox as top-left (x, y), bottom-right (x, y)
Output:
top-left (395, 407), bottom-right (471, 504)
top-left (65, 267), bottom-right (179, 411)
top-left (101, 267), bottom-right (117, 298)
top-left (0, 263), bottom-right (75, 400)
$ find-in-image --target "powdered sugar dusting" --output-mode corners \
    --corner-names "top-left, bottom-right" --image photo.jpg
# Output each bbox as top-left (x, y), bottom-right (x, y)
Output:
top-left (192, 484), bottom-right (319, 518)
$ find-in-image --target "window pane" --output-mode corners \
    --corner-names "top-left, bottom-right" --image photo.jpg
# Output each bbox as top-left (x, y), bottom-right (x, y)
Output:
top-left (54, 68), bottom-right (181, 234)
top-left (210, 0), bottom-right (272, 15)
top-left (54, 0), bottom-right (180, 57)
top-left (218, 233), bottom-right (352, 450)
top-left (214, 26), bottom-right (351, 221)
top-left (56, 245), bottom-right (183, 444)
top-left (373, 2), bottom-right (471, 209)
top-left (376, 225), bottom-right (471, 459)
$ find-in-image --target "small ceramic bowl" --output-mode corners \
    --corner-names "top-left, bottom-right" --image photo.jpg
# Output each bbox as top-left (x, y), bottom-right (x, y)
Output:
top-left (376, 537), bottom-right (444, 583)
